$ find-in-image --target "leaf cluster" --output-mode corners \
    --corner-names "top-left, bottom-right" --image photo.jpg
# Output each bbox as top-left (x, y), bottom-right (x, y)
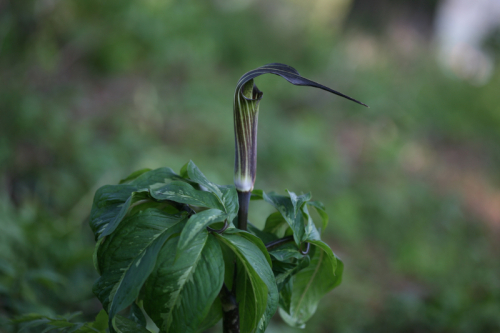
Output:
top-left (11, 310), bottom-right (148, 333)
top-left (19, 161), bottom-right (343, 333)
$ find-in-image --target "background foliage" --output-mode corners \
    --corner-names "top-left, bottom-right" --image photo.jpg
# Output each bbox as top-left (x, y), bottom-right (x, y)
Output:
top-left (1, 0), bottom-right (500, 332)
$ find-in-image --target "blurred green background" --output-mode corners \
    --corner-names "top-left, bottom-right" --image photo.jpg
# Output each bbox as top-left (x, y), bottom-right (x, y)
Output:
top-left (1, 0), bottom-right (500, 332)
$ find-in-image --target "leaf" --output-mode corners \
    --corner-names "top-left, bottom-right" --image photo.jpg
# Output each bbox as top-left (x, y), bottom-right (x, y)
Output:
top-left (106, 221), bottom-right (184, 331)
top-left (279, 241), bottom-right (342, 328)
top-left (247, 222), bottom-right (277, 245)
top-left (92, 310), bottom-right (109, 331)
top-left (90, 167), bottom-right (186, 240)
top-left (286, 190), bottom-right (311, 219)
top-left (216, 233), bottom-right (278, 333)
top-left (129, 167), bottom-right (185, 188)
top-left (268, 242), bottom-right (303, 262)
top-left (93, 208), bottom-right (186, 321)
top-left (12, 313), bottom-right (102, 333)
top-left (127, 302), bottom-right (146, 328)
top-left (186, 161), bottom-right (224, 202)
top-left (128, 199), bottom-right (179, 217)
top-left (113, 315), bottom-right (150, 333)
top-left (301, 204), bottom-right (321, 242)
top-left (250, 189), bottom-right (264, 200)
top-left (217, 184), bottom-right (239, 223)
top-left (179, 162), bottom-right (189, 178)
top-left (215, 234), bottom-right (267, 333)
top-left (278, 279), bottom-right (293, 314)
top-left (307, 201), bottom-right (328, 231)
top-left (143, 233), bottom-right (224, 333)
top-left (89, 184), bottom-right (138, 240)
top-left (262, 212), bottom-right (288, 238)
top-left (219, 240), bottom-right (237, 291)
top-left (273, 256), bottom-right (311, 293)
top-left (262, 192), bottom-right (305, 245)
top-left (119, 169), bottom-right (152, 184)
top-left (196, 297), bottom-right (223, 333)
top-left (150, 180), bottom-right (224, 210)
top-left (182, 161), bottom-right (239, 221)
top-left (99, 190), bottom-right (150, 240)
top-left (11, 313), bottom-right (47, 323)
top-left (18, 319), bottom-right (51, 332)
top-left (177, 208), bottom-right (227, 253)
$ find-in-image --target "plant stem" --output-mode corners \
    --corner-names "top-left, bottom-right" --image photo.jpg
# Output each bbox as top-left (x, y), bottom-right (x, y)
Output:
top-left (220, 191), bottom-right (251, 333)
top-left (265, 235), bottom-right (294, 251)
top-left (237, 191), bottom-right (251, 231)
top-left (220, 284), bottom-right (240, 333)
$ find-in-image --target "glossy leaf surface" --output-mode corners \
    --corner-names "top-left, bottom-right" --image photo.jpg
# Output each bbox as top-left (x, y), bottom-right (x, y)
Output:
top-left (143, 233), bottom-right (224, 333)
top-left (93, 208), bottom-right (186, 327)
top-left (150, 180), bottom-right (224, 210)
top-left (216, 232), bottom-right (278, 333)
top-left (279, 241), bottom-right (342, 328)
top-left (177, 208), bottom-right (227, 253)
top-left (262, 191), bottom-right (306, 245)
top-left (216, 233), bottom-right (268, 333)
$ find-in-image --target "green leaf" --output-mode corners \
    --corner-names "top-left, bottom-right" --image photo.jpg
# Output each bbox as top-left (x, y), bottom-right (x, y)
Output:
top-left (90, 168), bottom-right (186, 240)
top-left (247, 222), bottom-right (277, 245)
top-left (92, 310), bottom-right (109, 331)
top-left (250, 189), bottom-right (264, 200)
top-left (18, 319), bottom-right (51, 332)
top-left (89, 184), bottom-right (138, 240)
top-left (93, 209), bottom-right (186, 319)
top-left (268, 242), bottom-right (303, 262)
top-left (217, 184), bottom-right (239, 223)
top-left (278, 279), bottom-right (293, 314)
top-left (215, 234), bottom-right (267, 333)
top-left (279, 241), bottom-right (342, 328)
top-left (129, 167), bottom-right (185, 188)
top-left (177, 208), bottom-right (227, 253)
top-left (11, 313), bottom-right (47, 324)
top-left (307, 201), bottom-right (328, 231)
top-left (150, 180), bottom-right (224, 210)
top-left (128, 199), bottom-right (179, 217)
top-left (99, 190), bottom-right (150, 240)
top-left (179, 162), bottom-right (189, 179)
top-left (219, 240), bottom-right (237, 291)
top-left (196, 297), bottom-right (223, 333)
top-left (216, 233), bottom-right (278, 333)
top-left (301, 204), bottom-right (321, 242)
top-left (107, 222), bottom-right (184, 330)
top-left (12, 313), bottom-right (101, 333)
top-left (262, 212), bottom-right (288, 238)
top-left (113, 315), bottom-right (150, 333)
top-left (287, 190), bottom-right (311, 218)
top-left (262, 192), bottom-right (305, 245)
top-left (181, 161), bottom-right (239, 222)
top-left (127, 302), bottom-right (146, 328)
top-left (143, 233), bottom-right (224, 333)
top-left (187, 161), bottom-right (224, 202)
top-left (274, 256), bottom-right (311, 293)
top-left (119, 169), bottom-right (152, 184)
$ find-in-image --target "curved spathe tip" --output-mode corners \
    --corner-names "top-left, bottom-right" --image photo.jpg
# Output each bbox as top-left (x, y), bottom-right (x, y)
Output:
top-left (236, 63), bottom-right (368, 107)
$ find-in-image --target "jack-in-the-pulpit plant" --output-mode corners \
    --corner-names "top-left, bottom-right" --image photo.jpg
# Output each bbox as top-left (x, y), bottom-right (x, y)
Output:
top-left (12, 63), bottom-right (366, 333)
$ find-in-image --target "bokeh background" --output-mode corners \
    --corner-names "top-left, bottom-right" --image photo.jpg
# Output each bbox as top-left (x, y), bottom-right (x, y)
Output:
top-left (1, 0), bottom-right (500, 332)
